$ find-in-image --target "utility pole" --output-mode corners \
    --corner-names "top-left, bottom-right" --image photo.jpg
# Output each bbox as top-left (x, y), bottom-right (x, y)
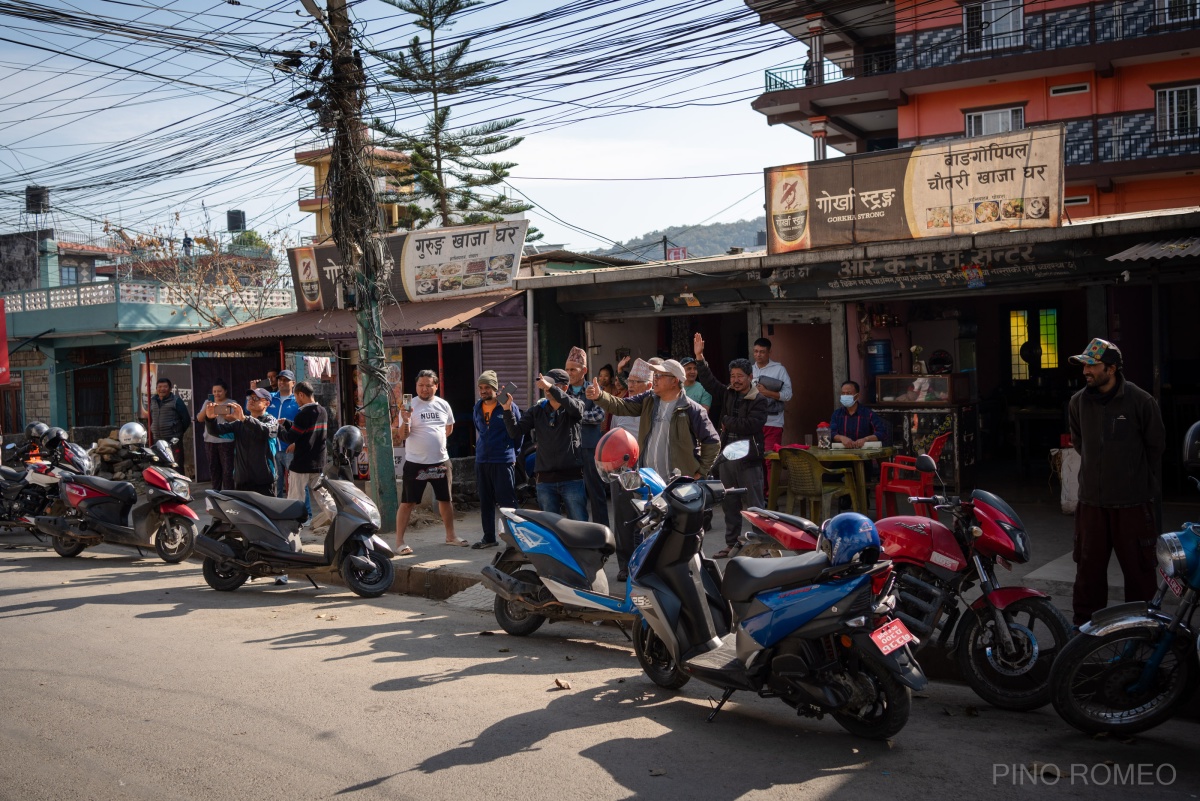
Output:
top-left (323, 0), bottom-right (398, 531)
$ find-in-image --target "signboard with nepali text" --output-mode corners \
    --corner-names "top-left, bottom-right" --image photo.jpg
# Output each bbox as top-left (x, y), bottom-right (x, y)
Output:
top-left (0, 299), bottom-right (8, 385)
top-left (765, 125), bottom-right (1064, 255)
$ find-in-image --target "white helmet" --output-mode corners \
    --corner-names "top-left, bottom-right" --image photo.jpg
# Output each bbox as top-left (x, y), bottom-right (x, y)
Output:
top-left (119, 422), bottom-right (148, 445)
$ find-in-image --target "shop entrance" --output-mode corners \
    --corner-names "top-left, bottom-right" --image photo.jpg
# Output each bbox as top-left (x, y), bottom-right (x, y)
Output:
top-left (760, 322), bottom-right (833, 446)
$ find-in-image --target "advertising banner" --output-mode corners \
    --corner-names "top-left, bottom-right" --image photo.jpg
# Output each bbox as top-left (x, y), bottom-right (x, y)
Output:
top-left (0, 299), bottom-right (9, 386)
top-left (765, 125), bottom-right (1064, 254)
top-left (400, 219), bottom-right (528, 301)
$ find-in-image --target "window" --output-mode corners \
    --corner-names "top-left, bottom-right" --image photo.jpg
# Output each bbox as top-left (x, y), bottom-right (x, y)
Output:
top-left (59, 264), bottom-right (77, 285)
top-left (1161, 0), bottom-right (1200, 23)
top-left (1009, 308), bottom-right (1058, 380)
top-left (1157, 85), bottom-right (1199, 140)
top-left (1049, 83), bottom-right (1089, 97)
top-left (965, 0), bottom-right (1024, 53)
top-left (966, 107), bottom-right (1024, 137)
top-left (1064, 195), bottom-right (1091, 206)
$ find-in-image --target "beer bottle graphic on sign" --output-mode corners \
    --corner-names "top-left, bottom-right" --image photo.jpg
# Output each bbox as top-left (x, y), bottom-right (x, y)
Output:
top-left (297, 249), bottom-right (323, 311)
top-left (768, 166), bottom-right (810, 253)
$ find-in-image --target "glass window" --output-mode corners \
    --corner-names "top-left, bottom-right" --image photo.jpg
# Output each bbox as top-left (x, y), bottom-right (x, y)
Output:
top-left (1009, 308), bottom-right (1058, 380)
top-left (964, 0), bottom-right (1024, 52)
top-left (1157, 85), bottom-right (1199, 140)
top-left (1009, 310), bottom-right (1029, 380)
top-left (1161, 0), bottom-right (1200, 22)
top-left (966, 107), bottom-right (1024, 137)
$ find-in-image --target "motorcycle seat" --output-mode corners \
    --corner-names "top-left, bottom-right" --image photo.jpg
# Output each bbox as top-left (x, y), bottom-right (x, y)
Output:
top-left (757, 509), bottom-right (821, 537)
top-left (0, 465), bottom-right (26, 482)
top-left (513, 509), bottom-right (616, 554)
top-left (216, 490), bottom-right (307, 521)
top-left (68, 474), bottom-right (138, 505)
top-left (722, 551), bottom-right (831, 603)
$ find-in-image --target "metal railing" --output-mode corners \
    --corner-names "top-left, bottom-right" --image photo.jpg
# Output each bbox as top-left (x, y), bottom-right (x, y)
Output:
top-left (298, 186), bottom-right (327, 202)
top-left (1063, 126), bottom-right (1200, 166)
top-left (1, 280), bottom-right (294, 314)
top-left (764, 4), bottom-right (1200, 92)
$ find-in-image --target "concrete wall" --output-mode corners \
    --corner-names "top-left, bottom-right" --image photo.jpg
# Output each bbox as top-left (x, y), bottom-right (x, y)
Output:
top-left (0, 230), bottom-right (47, 293)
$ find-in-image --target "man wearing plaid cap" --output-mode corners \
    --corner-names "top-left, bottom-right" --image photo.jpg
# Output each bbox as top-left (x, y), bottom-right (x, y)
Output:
top-left (1068, 337), bottom-right (1165, 627)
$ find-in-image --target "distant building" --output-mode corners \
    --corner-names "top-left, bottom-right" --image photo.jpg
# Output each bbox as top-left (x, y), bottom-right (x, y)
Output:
top-left (294, 137), bottom-right (410, 245)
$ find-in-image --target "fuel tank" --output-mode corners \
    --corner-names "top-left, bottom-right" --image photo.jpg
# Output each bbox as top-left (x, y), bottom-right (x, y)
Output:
top-left (876, 515), bottom-right (966, 574)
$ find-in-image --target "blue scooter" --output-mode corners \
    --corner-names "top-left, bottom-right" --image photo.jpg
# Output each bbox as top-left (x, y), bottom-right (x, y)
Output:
top-left (481, 467), bottom-right (666, 636)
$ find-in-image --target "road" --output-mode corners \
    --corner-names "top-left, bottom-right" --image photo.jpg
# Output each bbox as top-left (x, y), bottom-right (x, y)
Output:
top-left (1, 540), bottom-right (1197, 801)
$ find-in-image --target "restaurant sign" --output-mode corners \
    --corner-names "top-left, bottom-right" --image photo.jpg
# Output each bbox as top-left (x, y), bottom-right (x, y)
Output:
top-left (765, 125), bottom-right (1064, 254)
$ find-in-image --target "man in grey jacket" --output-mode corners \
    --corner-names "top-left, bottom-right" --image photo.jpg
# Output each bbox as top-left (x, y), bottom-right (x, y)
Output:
top-left (1067, 338), bottom-right (1165, 627)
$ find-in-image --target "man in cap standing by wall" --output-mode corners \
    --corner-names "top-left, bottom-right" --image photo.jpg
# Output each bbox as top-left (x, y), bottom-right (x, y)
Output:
top-left (472, 370), bottom-right (521, 549)
top-left (566, 345), bottom-right (609, 525)
top-left (1068, 337), bottom-right (1165, 627)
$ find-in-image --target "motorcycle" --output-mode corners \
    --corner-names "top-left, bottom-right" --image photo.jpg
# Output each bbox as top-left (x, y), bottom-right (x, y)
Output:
top-left (0, 436), bottom-right (88, 531)
top-left (630, 441), bottom-right (926, 740)
top-left (481, 463), bottom-right (667, 636)
top-left (1048, 425), bottom-right (1200, 735)
top-left (192, 425), bottom-right (396, 598)
top-left (35, 437), bottom-right (198, 563)
top-left (729, 507), bottom-right (821, 558)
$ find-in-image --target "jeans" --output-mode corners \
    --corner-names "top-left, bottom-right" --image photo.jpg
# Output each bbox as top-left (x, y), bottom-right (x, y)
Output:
top-left (275, 450), bottom-right (293, 497)
top-left (476, 461), bottom-right (517, 543)
top-left (536, 479), bottom-right (588, 521)
top-left (580, 447), bottom-right (609, 526)
top-left (206, 440), bottom-right (236, 492)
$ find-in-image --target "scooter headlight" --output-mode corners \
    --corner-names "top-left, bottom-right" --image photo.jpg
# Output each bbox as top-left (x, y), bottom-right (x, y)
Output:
top-left (351, 495), bottom-right (381, 528)
top-left (171, 478), bottom-right (191, 499)
top-left (1156, 532), bottom-right (1188, 577)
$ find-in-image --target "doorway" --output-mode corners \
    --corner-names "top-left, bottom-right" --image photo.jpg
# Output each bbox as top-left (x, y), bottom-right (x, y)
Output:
top-left (763, 322), bottom-right (833, 445)
top-left (402, 342), bottom-right (475, 459)
top-left (73, 368), bottom-right (111, 427)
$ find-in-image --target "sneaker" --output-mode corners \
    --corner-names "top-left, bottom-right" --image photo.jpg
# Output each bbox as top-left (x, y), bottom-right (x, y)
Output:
top-left (470, 540), bottom-right (498, 550)
top-left (616, 570), bottom-right (628, 582)
top-left (274, 575), bottom-right (289, 585)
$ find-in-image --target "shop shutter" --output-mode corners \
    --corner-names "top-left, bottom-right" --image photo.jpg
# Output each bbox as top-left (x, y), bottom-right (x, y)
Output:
top-left (480, 326), bottom-right (538, 409)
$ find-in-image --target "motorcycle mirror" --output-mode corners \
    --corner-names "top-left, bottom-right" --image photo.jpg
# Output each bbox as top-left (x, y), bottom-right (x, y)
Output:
top-left (915, 453), bottom-right (938, 473)
top-left (721, 440), bottom-right (750, 461)
top-left (3, 443), bottom-right (12, 450)
top-left (618, 470), bottom-right (644, 491)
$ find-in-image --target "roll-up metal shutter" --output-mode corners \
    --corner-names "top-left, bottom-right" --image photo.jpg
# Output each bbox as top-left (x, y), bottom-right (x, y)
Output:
top-left (480, 326), bottom-right (538, 409)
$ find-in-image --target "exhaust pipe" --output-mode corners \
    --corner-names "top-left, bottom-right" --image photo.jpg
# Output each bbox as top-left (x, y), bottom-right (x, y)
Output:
top-left (480, 565), bottom-right (541, 602)
top-left (193, 534), bottom-right (236, 562)
top-left (35, 516), bottom-right (83, 540)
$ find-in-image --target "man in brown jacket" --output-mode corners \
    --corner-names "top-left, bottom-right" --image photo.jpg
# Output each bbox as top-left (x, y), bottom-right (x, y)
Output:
top-left (1067, 337), bottom-right (1165, 626)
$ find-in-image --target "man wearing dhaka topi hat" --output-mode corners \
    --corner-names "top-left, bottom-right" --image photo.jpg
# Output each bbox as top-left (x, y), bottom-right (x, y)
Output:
top-left (1067, 337), bottom-right (1164, 628)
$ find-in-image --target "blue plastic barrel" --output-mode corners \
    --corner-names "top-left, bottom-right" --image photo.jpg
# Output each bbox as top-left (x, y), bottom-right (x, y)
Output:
top-left (865, 339), bottom-right (893, 375)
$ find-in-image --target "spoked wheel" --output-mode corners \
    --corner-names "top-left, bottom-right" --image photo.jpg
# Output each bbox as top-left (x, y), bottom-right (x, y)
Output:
top-left (202, 556), bottom-right (249, 592)
top-left (832, 653), bottom-right (912, 740)
top-left (633, 619), bottom-right (689, 690)
top-left (493, 569), bottom-right (547, 636)
top-left (52, 536), bottom-right (87, 558)
top-left (341, 549), bottom-right (395, 598)
top-left (956, 597), bottom-right (1071, 711)
top-left (155, 516), bottom-right (197, 564)
top-left (1050, 625), bottom-right (1198, 735)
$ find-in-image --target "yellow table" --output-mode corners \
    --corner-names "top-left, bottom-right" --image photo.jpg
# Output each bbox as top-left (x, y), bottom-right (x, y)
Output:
top-left (766, 446), bottom-right (896, 515)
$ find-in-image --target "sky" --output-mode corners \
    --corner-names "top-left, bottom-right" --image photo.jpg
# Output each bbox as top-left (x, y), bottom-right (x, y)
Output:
top-left (0, 0), bottom-right (817, 254)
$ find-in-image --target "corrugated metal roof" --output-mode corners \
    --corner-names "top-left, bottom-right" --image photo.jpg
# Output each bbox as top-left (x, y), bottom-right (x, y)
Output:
top-left (133, 290), bottom-right (520, 352)
top-left (1106, 237), bottom-right (1200, 262)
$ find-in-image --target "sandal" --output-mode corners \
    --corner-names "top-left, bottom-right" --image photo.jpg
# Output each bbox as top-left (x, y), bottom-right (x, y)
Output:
top-left (713, 548), bottom-right (732, 559)
top-left (443, 539), bottom-right (469, 547)
top-left (396, 545), bottom-right (414, 556)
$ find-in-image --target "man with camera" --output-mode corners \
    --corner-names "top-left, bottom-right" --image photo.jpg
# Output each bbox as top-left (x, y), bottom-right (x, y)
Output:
top-left (204, 387), bottom-right (279, 496)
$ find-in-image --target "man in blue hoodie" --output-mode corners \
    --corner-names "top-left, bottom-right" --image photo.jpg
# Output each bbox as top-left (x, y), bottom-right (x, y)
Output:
top-left (471, 370), bottom-right (521, 549)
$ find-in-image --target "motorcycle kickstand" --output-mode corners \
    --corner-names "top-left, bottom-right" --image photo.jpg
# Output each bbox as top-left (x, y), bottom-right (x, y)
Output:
top-left (613, 621), bottom-right (631, 642)
top-left (135, 546), bottom-right (145, 558)
top-left (707, 688), bottom-right (735, 722)
top-left (306, 575), bottom-right (320, 590)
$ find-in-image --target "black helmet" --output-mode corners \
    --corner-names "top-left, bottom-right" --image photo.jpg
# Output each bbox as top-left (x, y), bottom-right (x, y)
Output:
top-left (25, 422), bottom-right (48, 444)
top-left (42, 427), bottom-right (68, 451)
top-left (332, 425), bottom-right (363, 458)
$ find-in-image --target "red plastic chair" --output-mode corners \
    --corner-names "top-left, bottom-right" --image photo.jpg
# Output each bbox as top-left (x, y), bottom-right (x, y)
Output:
top-left (874, 432), bottom-right (951, 520)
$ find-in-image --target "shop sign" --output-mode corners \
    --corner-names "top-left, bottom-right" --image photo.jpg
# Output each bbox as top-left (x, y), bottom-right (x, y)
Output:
top-left (765, 125), bottom-right (1064, 254)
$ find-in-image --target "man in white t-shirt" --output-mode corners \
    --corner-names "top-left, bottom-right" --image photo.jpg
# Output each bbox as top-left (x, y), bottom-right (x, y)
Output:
top-left (394, 370), bottom-right (461, 554)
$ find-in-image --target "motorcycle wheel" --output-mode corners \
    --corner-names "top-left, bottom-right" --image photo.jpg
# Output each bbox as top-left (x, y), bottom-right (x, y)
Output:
top-left (52, 536), bottom-right (86, 558)
top-left (633, 619), bottom-right (689, 690)
top-left (831, 653), bottom-right (911, 740)
top-left (956, 597), bottom-right (1071, 711)
top-left (202, 556), bottom-right (249, 592)
top-left (493, 569), bottom-right (547, 636)
top-left (155, 516), bottom-right (197, 564)
top-left (341, 549), bottom-right (395, 598)
top-left (1049, 625), bottom-right (1198, 735)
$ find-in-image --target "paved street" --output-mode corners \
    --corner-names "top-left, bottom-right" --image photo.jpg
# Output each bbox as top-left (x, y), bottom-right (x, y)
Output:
top-left (2, 538), bottom-right (1198, 801)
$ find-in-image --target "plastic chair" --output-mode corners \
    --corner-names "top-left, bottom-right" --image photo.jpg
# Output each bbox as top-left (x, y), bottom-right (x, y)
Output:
top-left (776, 447), bottom-right (858, 521)
top-left (874, 432), bottom-right (951, 520)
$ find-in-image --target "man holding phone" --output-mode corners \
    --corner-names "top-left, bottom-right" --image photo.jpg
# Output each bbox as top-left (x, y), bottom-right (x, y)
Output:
top-left (471, 371), bottom-right (521, 549)
top-left (394, 370), bottom-right (460, 554)
top-left (196, 381), bottom-right (238, 492)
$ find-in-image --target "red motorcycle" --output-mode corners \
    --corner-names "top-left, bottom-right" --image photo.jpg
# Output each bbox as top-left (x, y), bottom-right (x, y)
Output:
top-left (732, 507), bottom-right (821, 558)
top-left (730, 455), bottom-right (1071, 711)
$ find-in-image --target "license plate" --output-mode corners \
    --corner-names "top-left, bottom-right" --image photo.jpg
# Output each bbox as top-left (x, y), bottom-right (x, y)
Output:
top-left (870, 618), bottom-right (915, 655)
top-left (1159, 567), bottom-right (1185, 598)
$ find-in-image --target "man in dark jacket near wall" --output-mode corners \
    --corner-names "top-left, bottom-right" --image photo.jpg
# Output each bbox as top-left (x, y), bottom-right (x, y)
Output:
top-left (693, 333), bottom-right (769, 557)
top-left (502, 369), bottom-right (587, 521)
top-left (277, 382), bottom-right (335, 536)
top-left (205, 387), bottom-right (279, 495)
top-left (472, 370), bottom-right (521, 549)
top-left (1067, 337), bottom-right (1165, 626)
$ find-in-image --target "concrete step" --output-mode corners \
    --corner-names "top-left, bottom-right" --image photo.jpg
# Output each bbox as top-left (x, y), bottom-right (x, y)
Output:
top-left (1023, 550), bottom-right (1128, 601)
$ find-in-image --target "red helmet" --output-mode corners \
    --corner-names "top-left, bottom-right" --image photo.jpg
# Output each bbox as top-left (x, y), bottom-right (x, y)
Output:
top-left (595, 427), bottom-right (639, 478)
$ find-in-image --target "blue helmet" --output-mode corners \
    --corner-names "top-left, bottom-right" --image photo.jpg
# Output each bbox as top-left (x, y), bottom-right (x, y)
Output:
top-left (819, 512), bottom-right (881, 567)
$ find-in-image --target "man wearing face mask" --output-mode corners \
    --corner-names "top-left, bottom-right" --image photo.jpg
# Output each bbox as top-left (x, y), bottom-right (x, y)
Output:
top-left (830, 380), bottom-right (886, 448)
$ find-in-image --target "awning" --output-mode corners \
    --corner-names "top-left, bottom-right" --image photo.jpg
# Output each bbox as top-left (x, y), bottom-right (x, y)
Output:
top-left (1106, 237), bottom-right (1200, 262)
top-left (132, 290), bottom-right (521, 352)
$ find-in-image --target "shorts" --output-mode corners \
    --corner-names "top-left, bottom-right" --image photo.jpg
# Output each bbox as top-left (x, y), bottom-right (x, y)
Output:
top-left (401, 459), bottom-right (452, 503)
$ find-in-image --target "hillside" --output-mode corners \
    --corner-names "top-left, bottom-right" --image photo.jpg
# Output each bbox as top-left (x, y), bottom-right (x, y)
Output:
top-left (591, 216), bottom-right (766, 260)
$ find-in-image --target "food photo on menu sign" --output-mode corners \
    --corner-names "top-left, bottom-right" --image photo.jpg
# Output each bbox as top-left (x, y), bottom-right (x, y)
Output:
top-left (402, 219), bottom-right (529, 301)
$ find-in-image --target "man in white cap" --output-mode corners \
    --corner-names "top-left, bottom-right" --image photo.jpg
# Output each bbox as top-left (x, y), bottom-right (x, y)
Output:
top-left (1068, 337), bottom-right (1164, 627)
top-left (566, 345), bottom-right (608, 525)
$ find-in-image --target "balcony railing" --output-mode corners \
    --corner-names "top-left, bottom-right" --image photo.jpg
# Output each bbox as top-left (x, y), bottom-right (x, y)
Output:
top-left (763, 4), bottom-right (1200, 92)
top-left (1064, 126), bottom-right (1200, 167)
top-left (1, 280), bottom-right (294, 314)
top-left (298, 186), bottom-right (328, 202)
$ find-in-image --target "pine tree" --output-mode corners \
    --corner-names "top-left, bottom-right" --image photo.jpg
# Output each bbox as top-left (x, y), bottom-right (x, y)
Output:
top-left (371, 0), bottom-right (534, 231)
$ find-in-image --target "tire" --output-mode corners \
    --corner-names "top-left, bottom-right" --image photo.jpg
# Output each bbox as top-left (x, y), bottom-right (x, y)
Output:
top-left (1050, 625), bottom-right (1198, 735)
top-left (633, 619), bottom-right (690, 690)
top-left (341, 549), bottom-right (395, 598)
top-left (52, 536), bottom-right (86, 558)
top-left (155, 516), bottom-right (197, 564)
top-left (202, 556), bottom-right (249, 592)
top-left (831, 653), bottom-right (912, 740)
top-left (956, 597), bottom-right (1072, 711)
top-left (492, 569), bottom-right (547, 636)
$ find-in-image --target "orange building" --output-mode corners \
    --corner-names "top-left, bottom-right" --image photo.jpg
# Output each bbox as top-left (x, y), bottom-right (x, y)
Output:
top-left (294, 138), bottom-right (410, 243)
top-left (749, 0), bottom-right (1200, 218)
